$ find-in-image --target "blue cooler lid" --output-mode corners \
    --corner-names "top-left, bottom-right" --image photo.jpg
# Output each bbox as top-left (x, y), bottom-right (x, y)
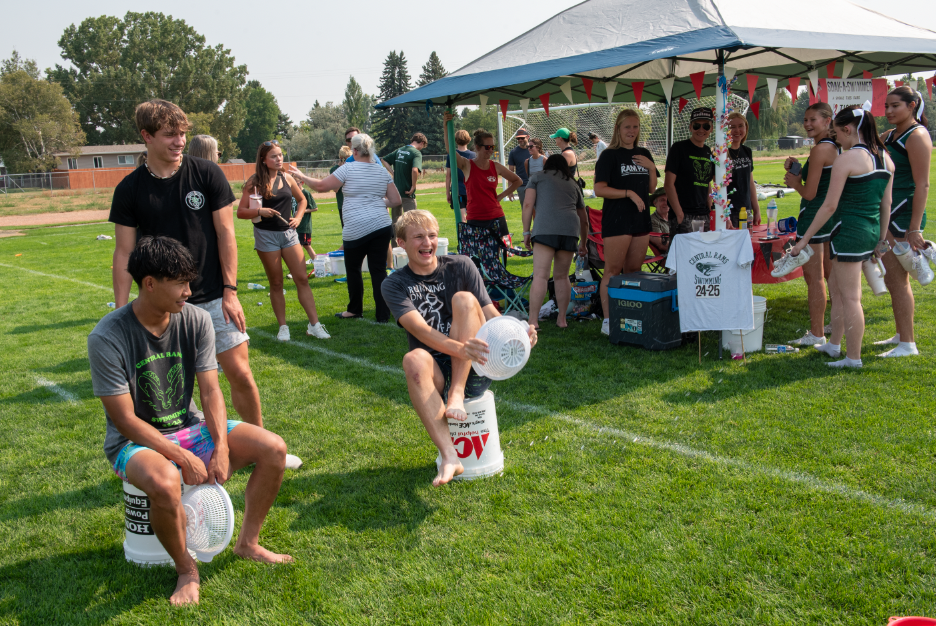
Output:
top-left (608, 272), bottom-right (676, 292)
top-left (327, 251), bottom-right (345, 257)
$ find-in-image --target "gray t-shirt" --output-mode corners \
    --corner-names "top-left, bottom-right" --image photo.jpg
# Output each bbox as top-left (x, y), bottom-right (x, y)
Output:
top-left (88, 303), bottom-right (216, 463)
top-left (526, 170), bottom-right (586, 239)
top-left (381, 255), bottom-right (492, 357)
top-left (527, 156), bottom-right (545, 177)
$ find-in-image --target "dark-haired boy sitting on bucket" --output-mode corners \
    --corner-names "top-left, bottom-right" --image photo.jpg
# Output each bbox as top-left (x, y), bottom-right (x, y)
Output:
top-left (381, 210), bottom-right (537, 486)
top-left (88, 236), bottom-right (290, 606)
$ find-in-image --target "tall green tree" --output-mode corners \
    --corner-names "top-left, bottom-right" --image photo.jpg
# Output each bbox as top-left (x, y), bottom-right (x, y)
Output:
top-left (275, 112), bottom-right (294, 139)
top-left (343, 76), bottom-right (375, 134)
top-left (283, 101), bottom-right (347, 163)
top-left (457, 105), bottom-right (499, 149)
top-left (234, 81), bottom-right (280, 161)
top-left (0, 53), bottom-right (85, 173)
top-left (746, 88), bottom-right (793, 144)
top-left (49, 12), bottom-right (247, 148)
top-left (410, 52), bottom-right (448, 155)
top-left (372, 51), bottom-right (414, 153)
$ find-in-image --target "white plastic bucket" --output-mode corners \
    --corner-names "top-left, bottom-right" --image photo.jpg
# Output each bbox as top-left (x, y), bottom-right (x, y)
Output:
top-left (436, 238), bottom-right (449, 256)
top-left (328, 253), bottom-right (346, 276)
top-left (435, 390), bottom-right (504, 480)
top-left (721, 296), bottom-right (768, 354)
top-left (313, 255), bottom-right (328, 278)
top-left (123, 480), bottom-right (195, 566)
top-left (361, 257), bottom-right (369, 273)
top-left (392, 247), bottom-right (409, 269)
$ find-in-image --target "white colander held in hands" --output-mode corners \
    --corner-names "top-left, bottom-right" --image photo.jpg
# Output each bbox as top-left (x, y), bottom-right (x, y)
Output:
top-left (181, 482), bottom-right (235, 563)
top-left (471, 316), bottom-right (532, 381)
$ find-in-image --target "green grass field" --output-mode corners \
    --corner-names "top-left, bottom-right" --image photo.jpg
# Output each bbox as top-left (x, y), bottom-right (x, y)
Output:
top-left (1, 160), bottom-right (935, 624)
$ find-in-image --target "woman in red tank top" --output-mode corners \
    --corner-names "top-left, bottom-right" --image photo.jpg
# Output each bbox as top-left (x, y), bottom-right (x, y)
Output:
top-left (443, 114), bottom-right (522, 236)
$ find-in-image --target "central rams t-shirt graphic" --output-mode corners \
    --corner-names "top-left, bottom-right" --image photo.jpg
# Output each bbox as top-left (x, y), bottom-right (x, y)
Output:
top-left (666, 230), bottom-right (754, 332)
top-left (137, 353), bottom-right (188, 427)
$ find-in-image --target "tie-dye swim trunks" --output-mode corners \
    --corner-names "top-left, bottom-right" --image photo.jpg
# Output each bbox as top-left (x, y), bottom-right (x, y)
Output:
top-left (113, 420), bottom-right (242, 482)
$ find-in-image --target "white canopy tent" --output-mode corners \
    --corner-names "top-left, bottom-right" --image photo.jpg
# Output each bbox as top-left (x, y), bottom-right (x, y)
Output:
top-left (376, 0), bottom-right (936, 229)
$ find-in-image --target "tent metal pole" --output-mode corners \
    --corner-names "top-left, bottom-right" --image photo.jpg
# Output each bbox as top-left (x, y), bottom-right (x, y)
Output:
top-left (715, 51), bottom-right (728, 231)
top-left (496, 112), bottom-right (507, 193)
top-left (665, 59), bottom-right (675, 160)
top-left (446, 104), bottom-right (461, 230)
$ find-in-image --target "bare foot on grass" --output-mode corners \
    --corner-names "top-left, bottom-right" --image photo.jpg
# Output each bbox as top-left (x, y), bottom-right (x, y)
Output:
top-left (556, 318), bottom-right (568, 328)
top-left (233, 543), bottom-right (294, 564)
top-left (170, 573), bottom-right (200, 606)
top-left (433, 458), bottom-right (464, 487)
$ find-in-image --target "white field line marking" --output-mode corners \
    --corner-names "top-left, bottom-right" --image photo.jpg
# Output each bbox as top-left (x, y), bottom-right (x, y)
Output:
top-left (255, 328), bottom-right (936, 520)
top-left (36, 376), bottom-right (78, 403)
top-left (0, 262), bottom-right (112, 292)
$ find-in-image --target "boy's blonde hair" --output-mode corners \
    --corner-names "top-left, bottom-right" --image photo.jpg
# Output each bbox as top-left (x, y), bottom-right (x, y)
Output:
top-left (395, 209), bottom-right (439, 241)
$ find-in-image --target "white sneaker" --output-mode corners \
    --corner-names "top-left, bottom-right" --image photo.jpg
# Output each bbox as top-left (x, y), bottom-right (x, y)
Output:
top-left (601, 318), bottom-right (610, 336)
top-left (771, 245), bottom-right (813, 278)
top-left (306, 259), bottom-right (314, 265)
top-left (790, 331), bottom-right (826, 346)
top-left (824, 324), bottom-right (832, 334)
top-left (828, 357), bottom-right (862, 368)
top-left (307, 322), bottom-right (330, 339)
top-left (276, 325), bottom-right (290, 341)
top-left (912, 253), bottom-right (935, 285)
top-left (815, 342), bottom-right (842, 358)
top-left (286, 273), bottom-right (293, 280)
top-left (285, 453), bottom-right (303, 469)
top-left (877, 342), bottom-right (920, 358)
top-left (922, 241), bottom-right (936, 266)
top-left (873, 333), bottom-right (900, 345)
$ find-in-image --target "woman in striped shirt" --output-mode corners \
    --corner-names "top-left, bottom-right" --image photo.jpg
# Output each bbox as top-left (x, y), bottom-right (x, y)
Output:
top-left (290, 134), bottom-right (401, 322)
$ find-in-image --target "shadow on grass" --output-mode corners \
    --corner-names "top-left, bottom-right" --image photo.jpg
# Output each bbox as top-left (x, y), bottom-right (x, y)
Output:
top-left (35, 357), bottom-right (91, 374)
top-left (0, 478), bottom-right (115, 523)
top-left (0, 379), bottom-right (93, 405)
top-left (281, 465), bottom-right (434, 533)
top-left (0, 545), bottom-right (233, 624)
top-left (9, 317), bottom-right (98, 334)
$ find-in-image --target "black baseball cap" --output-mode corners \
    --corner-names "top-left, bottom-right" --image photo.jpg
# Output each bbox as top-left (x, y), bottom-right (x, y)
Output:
top-left (516, 129), bottom-right (530, 137)
top-left (690, 107), bottom-right (714, 122)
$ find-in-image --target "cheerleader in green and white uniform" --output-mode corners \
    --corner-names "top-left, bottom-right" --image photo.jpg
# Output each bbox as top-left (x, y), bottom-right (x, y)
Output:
top-left (790, 106), bottom-right (894, 368)
top-left (874, 86), bottom-right (932, 357)
top-left (784, 102), bottom-right (839, 346)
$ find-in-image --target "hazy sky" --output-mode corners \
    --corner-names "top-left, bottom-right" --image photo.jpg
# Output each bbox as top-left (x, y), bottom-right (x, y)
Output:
top-left (2, 0), bottom-right (933, 123)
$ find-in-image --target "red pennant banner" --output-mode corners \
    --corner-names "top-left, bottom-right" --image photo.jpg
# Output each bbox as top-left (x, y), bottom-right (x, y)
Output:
top-left (926, 76), bottom-right (934, 99)
top-left (678, 97), bottom-right (689, 113)
top-left (631, 81), bottom-right (644, 108)
top-left (786, 77), bottom-right (801, 100)
top-left (539, 92), bottom-right (550, 116)
top-left (690, 72), bottom-right (705, 99)
top-left (863, 70), bottom-right (873, 79)
top-left (818, 78), bottom-right (828, 103)
top-left (871, 79), bottom-right (887, 116)
top-left (826, 61), bottom-right (837, 79)
top-left (581, 78), bottom-right (594, 101)
top-left (896, 80), bottom-right (904, 88)
top-left (750, 101), bottom-right (760, 120)
top-left (808, 82), bottom-right (818, 106)
top-left (499, 99), bottom-right (509, 120)
top-left (746, 74), bottom-right (759, 102)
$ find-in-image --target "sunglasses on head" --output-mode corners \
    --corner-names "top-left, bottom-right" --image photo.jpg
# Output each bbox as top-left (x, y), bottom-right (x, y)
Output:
top-left (263, 140), bottom-right (280, 147)
top-left (691, 122), bottom-right (711, 131)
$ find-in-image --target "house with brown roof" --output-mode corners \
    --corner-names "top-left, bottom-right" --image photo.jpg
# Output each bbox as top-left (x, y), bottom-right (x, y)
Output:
top-left (53, 144), bottom-right (147, 170)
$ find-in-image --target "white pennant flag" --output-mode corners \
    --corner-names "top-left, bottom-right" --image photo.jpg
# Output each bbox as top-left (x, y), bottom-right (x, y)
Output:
top-left (519, 98), bottom-right (530, 118)
top-left (605, 81), bottom-right (618, 103)
top-left (478, 94), bottom-right (488, 109)
top-left (560, 80), bottom-right (574, 104)
top-left (723, 66), bottom-right (737, 82)
top-left (660, 77), bottom-right (675, 104)
top-left (841, 59), bottom-right (854, 80)
top-left (766, 77), bottom-right (778, 108)
top-left (808, 69), bottom-right (820, 96)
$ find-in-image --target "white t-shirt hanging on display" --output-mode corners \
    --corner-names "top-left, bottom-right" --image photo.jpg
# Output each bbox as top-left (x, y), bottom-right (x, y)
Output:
top-left (665, 230), bottom-right (755, 332)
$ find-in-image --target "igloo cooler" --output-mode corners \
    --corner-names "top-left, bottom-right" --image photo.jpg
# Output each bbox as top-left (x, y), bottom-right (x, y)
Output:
top-left (607, 273), bottom-right (680, 350)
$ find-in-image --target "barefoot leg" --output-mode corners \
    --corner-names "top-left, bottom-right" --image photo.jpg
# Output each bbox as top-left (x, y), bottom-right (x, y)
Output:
top-left (171, 573), bottom-right (201, 606)
top-left (226, 424), bottom-right (294, 563)
top-left (444, 292), bottom-right (486, 422)
top-left (552, 250), bottom-right (575, 328)
top-left (402, 349), bottom-right (463, 486)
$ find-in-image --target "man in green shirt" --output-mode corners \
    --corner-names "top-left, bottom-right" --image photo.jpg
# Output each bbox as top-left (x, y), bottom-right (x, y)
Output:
top-left (382, 132), bottom-right (427, 234)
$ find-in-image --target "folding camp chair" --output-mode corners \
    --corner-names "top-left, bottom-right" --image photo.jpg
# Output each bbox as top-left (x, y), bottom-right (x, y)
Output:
top-left (584, 206), bottom-right (669, 276)
top-left (457, 222), bottom-right (534, 318)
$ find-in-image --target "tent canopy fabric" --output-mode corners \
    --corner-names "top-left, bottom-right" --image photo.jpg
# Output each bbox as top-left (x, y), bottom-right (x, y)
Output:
top-left (376, 0), bottom-right (936, 108)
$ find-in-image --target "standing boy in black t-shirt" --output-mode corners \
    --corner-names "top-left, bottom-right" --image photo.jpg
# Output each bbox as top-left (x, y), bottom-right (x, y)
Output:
top-left (88, 236), bottom-right (290, 606)
top-left (108, 101), bottom-right (303, 465)
top-left (381, 210), bottom-right (537, 487)
top-left (507, 129), bottom-right (532, 204)
top-left (665, 107), bottom-right (715, 233)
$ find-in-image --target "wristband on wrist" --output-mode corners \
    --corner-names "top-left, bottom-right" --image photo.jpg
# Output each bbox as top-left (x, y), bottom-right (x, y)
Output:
top-left (523, 231), bottom-right (532, 236)
top-left (909, 229), bottom-right (924, 234)
top-left (223, 284), bottom-right (238, 292)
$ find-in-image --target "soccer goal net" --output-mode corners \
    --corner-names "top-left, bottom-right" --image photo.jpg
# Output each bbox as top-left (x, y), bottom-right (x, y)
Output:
top-left (501, 95), bottom-right (750, 167)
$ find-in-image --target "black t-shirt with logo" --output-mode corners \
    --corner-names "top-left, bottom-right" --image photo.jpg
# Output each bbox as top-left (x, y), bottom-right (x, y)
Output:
top-left (595, 146), bottom-right (658, 216)
top-left (110, 156), bottom-right (237, 304)
top-left (728, 144), bottom-right (753, 226)
top-left (664, 139), bottom-right (714, 215)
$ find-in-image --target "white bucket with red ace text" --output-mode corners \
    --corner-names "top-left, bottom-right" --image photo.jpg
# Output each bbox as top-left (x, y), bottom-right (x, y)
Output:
top-left (435, 390), bottom-right (504, 480)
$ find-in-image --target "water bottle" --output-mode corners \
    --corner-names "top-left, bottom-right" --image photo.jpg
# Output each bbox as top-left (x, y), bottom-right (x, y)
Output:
top-left (738, 207), bottom-right (748, 230)
top-left (767, 199), bottom-right (778, 235)
top-left (247, 283), bottom-right (265, 290)
top-left (861, 258), bottom-right (888, 296)
top-left (765, 344), bottom-right (799, 353)
top-left (106, 302), bottom-right (116, 308)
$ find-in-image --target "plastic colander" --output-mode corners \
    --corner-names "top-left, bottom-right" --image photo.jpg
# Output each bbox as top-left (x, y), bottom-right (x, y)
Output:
top-left (181, 482), bottom-right (235, 563)
top-left (471, 316), bottom-right (532, 381)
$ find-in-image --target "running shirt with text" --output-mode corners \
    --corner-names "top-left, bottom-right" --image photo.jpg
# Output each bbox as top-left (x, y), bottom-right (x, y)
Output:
top-left (88, 304), bottom-right (217, 463)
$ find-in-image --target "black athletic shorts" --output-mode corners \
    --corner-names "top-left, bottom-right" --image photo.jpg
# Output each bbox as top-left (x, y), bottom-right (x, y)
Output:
top-left (602, 206), bottom-right (652, 237)
top-left (531, 234), bottom-right (579, 252)
top-left (467, 216), bottom-right (509, 237)
top-left (434, 354), bottom-right (492, 402)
